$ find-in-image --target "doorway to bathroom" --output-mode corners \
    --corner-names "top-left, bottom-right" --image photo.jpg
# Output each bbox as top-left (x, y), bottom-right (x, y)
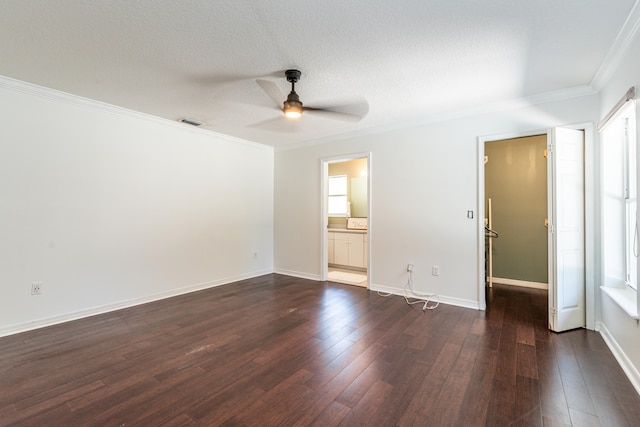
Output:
top-left (321, 153), bottom-right (370, 288)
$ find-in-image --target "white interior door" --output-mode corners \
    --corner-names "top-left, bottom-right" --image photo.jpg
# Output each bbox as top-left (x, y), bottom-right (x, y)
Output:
top-left (548, 127), bottom-right (585, 332)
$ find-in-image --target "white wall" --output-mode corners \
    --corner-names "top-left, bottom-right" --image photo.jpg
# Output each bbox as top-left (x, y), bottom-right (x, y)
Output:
top-left (275, 94), bottom-right (599, 309)
top-left (0, 78), bottom-right (274, 336)
top-left (597, 24), bottom-right (640, 392)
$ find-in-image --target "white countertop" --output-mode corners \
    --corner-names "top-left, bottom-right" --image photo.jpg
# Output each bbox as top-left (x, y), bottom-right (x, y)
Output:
top-left (328, 228), bottom-right (367, 233)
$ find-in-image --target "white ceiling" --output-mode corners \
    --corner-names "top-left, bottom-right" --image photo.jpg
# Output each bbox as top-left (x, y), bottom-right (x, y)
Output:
top-left (1, 1), bottom-right (637, 148)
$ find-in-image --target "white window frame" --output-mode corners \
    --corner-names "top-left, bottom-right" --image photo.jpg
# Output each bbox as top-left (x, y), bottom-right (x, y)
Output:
top-left (603, 100), bottom-right (637, 291)
top-left (624, 111), bottom-right (638, 290)
top-left (328, 175), bottom-right (348, 216)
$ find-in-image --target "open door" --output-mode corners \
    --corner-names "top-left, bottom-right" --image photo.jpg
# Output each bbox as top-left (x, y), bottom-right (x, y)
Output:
top-left (548, 127), bottom-right (585, 332)
top-left (321, 153), bottom-right (371, 287)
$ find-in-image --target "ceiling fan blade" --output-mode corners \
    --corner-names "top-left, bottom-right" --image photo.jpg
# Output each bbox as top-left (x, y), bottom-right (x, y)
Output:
top-left (304, 99), bottom-right (369, 122)
top-left (246, 115), bottom-right (282, 128)
top-left (303, 108), bottom-right (362, 122)
top-left (183, 72), bottom-right (252, 86)
top-left (246, 115), bottom-right (301, 133)
top-left (182, 70), bottom-right (285, 85)
top-left (256, 79), bottom-right (285, 110)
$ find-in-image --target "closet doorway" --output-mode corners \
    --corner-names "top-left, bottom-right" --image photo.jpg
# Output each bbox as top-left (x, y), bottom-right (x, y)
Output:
top-left (479, 128), bottom-right (588, 332)
top-left (321, 153), bottom-right (371, 288)
top-left (484, 135), bottom-right (549, 290)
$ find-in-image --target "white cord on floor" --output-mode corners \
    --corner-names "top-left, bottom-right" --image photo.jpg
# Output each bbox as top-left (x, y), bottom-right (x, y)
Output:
top-left (404, 270), bottom-right (439, 310)
top-left (377, 270), bottom-right (439, 311)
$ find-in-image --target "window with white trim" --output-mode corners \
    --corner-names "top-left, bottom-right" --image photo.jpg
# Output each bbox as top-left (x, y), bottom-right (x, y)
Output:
top-left (328, 175), bottom-right (348, 216)
top-left (624, 111), bottom-right (637, 290)
top-left (602, 100), bottom-right (637, 291)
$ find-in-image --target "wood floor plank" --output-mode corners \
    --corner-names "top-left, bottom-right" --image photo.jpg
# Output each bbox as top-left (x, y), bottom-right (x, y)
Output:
top-left (397, 342), bottom-right (462, 425)
top-left (514, 375), bottom-right (542, 427)
top-left (494, 322), bottom-right (518, 385)
top-left (0, 405), bottom-right (18, 425)
top-left (337, 380), bottom-right (393, 426)
top-left (427, 333), bottom-right (482, 426)
top-left (0, 276), bottom-right (639, 426)
top-left (516, 342), bottom-right (539, 379)
top-left (454, 346), bottom-right (498, 426)
top-left (334, 359), bottom-right (385, 408)
top-left (308, 401), bottom-right (351, 427)
top-left (277, 340), bottom-right (388, 426)
top-left (187, 385), bottom-right (265, 425)
top-left (517, 320), bottom-right (536, 346)
top-left (367, 360), bottom-right (431, 426)
top-left (590, 393), bottom-right (632, 427)
top-left (4, 402), bottom-right (74, 427)
top-left (485, 379), bottom-right (516, 426)
top-left (180, 362), bottom-right (267, 421)
top-left (13, 379), bottom-right (104, 413)
top-left (569, 408), bottom-right (602, 426)
top-left (160, 413), bottom-right (196, 427)
top-left (536, 338), bottom-right (572, 425)
top-left (231, 369), bottom-right (315, 426)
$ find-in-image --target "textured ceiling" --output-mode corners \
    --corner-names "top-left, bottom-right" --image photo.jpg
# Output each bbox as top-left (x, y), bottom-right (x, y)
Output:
top-left (0, 1), bottom-right (637, 148)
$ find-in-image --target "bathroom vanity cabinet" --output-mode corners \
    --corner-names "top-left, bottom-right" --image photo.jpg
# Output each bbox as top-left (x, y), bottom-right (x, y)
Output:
top-left (328, 230), bottom-right (367, 269)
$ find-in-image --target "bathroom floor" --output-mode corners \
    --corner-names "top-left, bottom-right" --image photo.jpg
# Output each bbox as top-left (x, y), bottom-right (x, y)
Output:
top-left (327, 267), bottom-right (367, 287)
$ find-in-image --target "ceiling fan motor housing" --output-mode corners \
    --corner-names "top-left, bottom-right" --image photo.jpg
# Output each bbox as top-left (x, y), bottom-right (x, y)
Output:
top-left (285, 69), bottom-right (301, 83)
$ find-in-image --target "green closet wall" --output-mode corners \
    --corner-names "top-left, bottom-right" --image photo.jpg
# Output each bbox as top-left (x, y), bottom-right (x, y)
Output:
top-left (485, 135), bottom-right (548, 284)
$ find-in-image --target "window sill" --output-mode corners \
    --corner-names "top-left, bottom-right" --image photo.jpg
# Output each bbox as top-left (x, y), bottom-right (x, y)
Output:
top-left (601, 286), bottom-right (639, 320)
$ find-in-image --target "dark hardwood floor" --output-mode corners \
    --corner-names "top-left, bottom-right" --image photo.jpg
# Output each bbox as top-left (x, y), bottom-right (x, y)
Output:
top-left (1, 274), bottom-right (639, 426)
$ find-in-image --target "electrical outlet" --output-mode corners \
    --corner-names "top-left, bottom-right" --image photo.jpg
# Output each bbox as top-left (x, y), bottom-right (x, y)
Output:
top-left (31, 282), bottom-right (42, 295)
top-left (432, 266), bottom-right (440, 276)
top-left (407, 264), bottom-right (414, 272)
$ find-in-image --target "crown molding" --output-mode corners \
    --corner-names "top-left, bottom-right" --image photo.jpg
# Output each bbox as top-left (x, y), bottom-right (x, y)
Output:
top-left (591, 0), bottom-right (640, 90)
top-left (0, 75), bottom-right (272, 152)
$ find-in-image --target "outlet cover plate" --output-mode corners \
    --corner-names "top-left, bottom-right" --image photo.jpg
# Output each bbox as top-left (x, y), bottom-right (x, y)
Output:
top-left (31, 282), bottom-right (42, 295)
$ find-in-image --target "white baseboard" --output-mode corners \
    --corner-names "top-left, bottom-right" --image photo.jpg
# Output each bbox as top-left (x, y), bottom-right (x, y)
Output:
top-left (596, 321), bottom-right (640, 396)
top-left (489, 277), bottom-right (548, 290)
top-left (369, 283), bottom-right (480, 310)
top-left (274, 268), bottom-right (321, 281)
top-left (0, 269), bottom-right (273, 338)
top-left (273, 273), bottom-right (481, 310)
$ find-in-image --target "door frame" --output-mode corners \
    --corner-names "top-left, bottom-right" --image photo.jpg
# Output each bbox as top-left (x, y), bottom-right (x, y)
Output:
top-left (476, 124), bottom-right (595, 330)
top-left (320, 152), bottom-right (372, 286)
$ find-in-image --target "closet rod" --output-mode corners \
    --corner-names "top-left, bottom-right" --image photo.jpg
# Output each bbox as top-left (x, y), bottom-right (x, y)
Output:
top-left (488, 198), bottom-right (493, 288)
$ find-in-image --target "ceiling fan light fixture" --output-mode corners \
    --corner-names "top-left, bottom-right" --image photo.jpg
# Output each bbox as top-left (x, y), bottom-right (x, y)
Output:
top-left (284, 102), bottom-right (303, 119)
top-left (283, 91), bottom-right (303, 119)
top-left (252, 68), bottom-right (367, 126)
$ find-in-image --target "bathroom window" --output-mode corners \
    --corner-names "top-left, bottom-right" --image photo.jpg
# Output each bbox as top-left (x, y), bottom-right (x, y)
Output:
top-left (328, 175), bottom-right (348, 216)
